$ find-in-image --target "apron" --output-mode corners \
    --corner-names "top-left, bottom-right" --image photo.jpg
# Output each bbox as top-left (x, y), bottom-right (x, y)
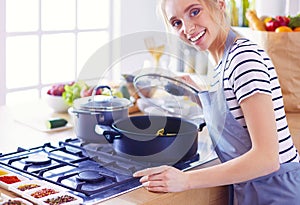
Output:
top-left (198, 29), bottom-right (300, 205)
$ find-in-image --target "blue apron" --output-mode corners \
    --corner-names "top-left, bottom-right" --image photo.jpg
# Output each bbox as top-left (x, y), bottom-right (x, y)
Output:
top-left (198, 30), bottom-right (300, 205)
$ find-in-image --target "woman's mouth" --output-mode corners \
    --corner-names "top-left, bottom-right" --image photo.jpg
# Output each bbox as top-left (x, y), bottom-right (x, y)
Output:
top-left (189, 30), bottom-right (206, 43)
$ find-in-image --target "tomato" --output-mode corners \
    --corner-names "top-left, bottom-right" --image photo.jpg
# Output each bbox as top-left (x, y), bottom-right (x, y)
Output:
top-left (275, 16), bottom-right (290, 26)
top-left (275, 26), bottom-right (293, 32)
top-left (293, 27), bottom-right (300, 32)
top-left (265, 19), bottom-right (281, 31)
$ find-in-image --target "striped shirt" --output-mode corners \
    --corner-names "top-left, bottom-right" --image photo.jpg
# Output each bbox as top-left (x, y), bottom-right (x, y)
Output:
top-left (212, 38), bottom-right (299, 164)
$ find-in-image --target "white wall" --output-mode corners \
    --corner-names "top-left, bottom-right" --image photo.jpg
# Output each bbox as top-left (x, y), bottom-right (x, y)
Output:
top-left (116, 0), bottom-right (209, 77)
top-left (286, 0), bottom-right (300, 16)
top-left (81, 0), bottom-right (170, 83)
top-left (256, 0), bottom-right (300, 17)
top-left (120, 0), bottom-right (165, 35)
top-left (115, 0), bottom-right (169, 76)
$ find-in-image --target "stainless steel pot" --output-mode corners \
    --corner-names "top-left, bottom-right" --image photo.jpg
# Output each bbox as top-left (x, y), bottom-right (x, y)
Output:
top-left (72, 85), bottom-right (132, 142)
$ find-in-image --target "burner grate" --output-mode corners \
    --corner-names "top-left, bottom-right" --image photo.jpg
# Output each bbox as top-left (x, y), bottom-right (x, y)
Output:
top-left (0, 137), bottom-right (208, 203)
top-left (0, 139), bottom-right (144, 198)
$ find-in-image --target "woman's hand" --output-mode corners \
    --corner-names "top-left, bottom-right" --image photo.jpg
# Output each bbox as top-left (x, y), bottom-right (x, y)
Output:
top-left (133, 165), bottom-right (190, 192)
top-left (176, 75), bottom-right (201, 90)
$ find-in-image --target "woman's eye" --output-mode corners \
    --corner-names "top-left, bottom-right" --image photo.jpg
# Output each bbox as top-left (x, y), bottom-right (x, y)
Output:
top-left (190, 8), bottom-right (200, 17)
top-left (171, 20), bottom-right (182, 28)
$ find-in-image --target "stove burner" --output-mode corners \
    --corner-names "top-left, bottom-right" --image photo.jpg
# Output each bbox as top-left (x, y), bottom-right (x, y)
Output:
top-left (77, 170), bottom-right (105, 183)
top-left (25, 154), bottom-right (51, 165)
top-left (0, 138), bottom-right (211, 203)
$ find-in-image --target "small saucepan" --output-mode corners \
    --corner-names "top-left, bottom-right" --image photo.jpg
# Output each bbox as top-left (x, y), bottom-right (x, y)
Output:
top-left (95, 115), bottom-right (205, 164)
top-left (72, 85), bottom-right (132, 142)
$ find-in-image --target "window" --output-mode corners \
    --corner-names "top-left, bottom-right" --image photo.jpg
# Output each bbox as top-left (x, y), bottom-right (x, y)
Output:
top-left (0, 0), bottom-right (119, 106)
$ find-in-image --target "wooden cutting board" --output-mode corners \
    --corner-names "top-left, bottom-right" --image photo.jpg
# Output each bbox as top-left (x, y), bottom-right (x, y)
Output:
top-left (12, 100), bottom-right (73, 132)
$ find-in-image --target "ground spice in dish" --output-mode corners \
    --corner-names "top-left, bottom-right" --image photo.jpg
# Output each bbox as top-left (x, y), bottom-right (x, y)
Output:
top-left (2, 199), bottom-right (27, 205)
top-left (44, 195), bottom-right (77, 205)
top-left (0, 169), bottom-right (9, 176)
top-left (17, 183), bottom-right (40, 191)
top-left (30, 188), bottom-right (58, 198)
top-left (0, 175), bottom-right (21, 184)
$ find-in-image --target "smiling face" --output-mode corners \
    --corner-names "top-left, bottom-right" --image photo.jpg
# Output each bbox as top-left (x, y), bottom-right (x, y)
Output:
top-left (162, 0), bottom-right (228, 54)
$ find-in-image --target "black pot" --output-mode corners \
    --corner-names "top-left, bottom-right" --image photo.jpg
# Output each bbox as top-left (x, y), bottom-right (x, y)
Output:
top-left (96, 115), bottom-right (204, 164)
top-left (72, 85), bottom-right (132, 142)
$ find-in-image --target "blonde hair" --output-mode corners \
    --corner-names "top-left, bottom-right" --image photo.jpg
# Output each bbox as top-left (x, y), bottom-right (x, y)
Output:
top-left (157, 0), bottom-right (230, 33)
top-left (156, 0), bottom-right (231, 51)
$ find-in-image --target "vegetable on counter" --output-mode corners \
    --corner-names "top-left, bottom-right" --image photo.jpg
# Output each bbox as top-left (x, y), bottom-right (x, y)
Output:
top-left (62, 81), bottom-right (88, 106)
top-left (62, 81), bottom-right (123, 106)
top-left (46, 118), bottom-right (68, 129)
top-left (246, 10), bottom-right (266, 31)
top-left (47, 80), bottom-right (126, 108)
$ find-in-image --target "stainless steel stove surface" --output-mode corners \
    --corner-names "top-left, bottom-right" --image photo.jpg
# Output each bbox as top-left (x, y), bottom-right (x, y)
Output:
top-left (0, 136), bottom-right (217, 204)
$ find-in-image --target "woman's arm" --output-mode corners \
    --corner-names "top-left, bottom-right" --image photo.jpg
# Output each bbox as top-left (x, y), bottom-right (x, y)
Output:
top-left (133, 93), bottom-right (280, 192)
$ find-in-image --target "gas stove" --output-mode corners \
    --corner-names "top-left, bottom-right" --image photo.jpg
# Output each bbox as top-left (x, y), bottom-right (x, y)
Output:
top-left (0, 136), bottom-right (217, 204)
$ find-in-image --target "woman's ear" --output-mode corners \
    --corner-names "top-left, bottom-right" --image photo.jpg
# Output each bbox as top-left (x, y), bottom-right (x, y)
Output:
top-left (217, 0), bottom-right (226, 12)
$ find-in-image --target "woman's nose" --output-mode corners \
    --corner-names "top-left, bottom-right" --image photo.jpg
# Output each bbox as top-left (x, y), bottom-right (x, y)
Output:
top-left (183, 22), bottom-right (196, 35)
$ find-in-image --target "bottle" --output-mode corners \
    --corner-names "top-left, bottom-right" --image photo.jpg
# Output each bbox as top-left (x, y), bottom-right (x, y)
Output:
top-left (241, 0), bottom-right (250, 27)
top-left (227, 0), bottom-right (250, 27)
top-left (227, 0), bottom-right (239, 26)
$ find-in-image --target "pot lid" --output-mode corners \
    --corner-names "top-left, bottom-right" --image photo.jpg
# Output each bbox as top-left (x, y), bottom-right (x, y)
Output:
top-left (133, 73), bottom-right (203, 123)
top-left (73, 94), bottom-right (132, 112)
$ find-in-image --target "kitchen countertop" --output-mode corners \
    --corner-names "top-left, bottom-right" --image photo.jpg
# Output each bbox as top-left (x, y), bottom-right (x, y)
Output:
top-left (0, 101), bottom-right (75, 153)
top-left (0, 102), bottom-right (300, 205)
top-left (2, 100), bottom-right (300, 205)
top-left (0, 100), bottom-right (229, 205)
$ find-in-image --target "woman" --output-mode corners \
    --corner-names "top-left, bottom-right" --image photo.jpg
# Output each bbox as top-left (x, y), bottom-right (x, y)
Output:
top-left (133, 0), bottom-right (300, 204)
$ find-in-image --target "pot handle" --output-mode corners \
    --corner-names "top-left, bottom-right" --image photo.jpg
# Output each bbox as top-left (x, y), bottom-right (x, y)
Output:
top-left (92, 85), bottom-right (113, 97)
top-left (199, 121), bottom-right (206, 132)
top-left (197, 116), bottom-right (206, 132)
top-left (95, 124), bottom-right (121, 143)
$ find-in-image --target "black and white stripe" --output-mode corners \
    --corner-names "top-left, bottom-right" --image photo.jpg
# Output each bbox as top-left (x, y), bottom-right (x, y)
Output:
top-left (211, 38), bottom-right (299, 163)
